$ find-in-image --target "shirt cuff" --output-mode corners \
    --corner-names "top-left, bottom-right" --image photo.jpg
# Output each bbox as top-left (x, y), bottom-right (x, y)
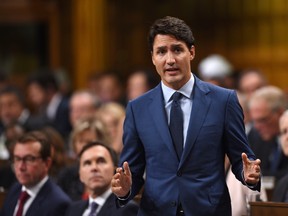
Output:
top-left (117, 189), bottom-right (131, 201)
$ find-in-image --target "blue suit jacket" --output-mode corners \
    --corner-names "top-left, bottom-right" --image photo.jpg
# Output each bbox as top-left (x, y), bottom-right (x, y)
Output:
top-left (65, 193), bottom-right (138, 216)
top-left (119, 76), bottom-right (259, 216)
top-left (0, 178), bottom-right (71, 216)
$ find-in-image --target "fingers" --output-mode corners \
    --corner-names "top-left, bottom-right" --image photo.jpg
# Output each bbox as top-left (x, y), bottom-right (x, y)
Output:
top-left (254, 159), bottom-right (261, 166)
top-left (242, 153), bottom-right (261, 166)
top-left (241, 152), bottom-right (249, 165)
top-left (111, 161), bottom-right (132, 197)
top-left (241, 153), bottom-right (261, 184)
top-left (123, 161), bottom-right (131, 177)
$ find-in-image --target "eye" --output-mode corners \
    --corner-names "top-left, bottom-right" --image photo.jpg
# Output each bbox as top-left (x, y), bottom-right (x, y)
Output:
top-left (83, 160), bottom-right (92, 166)
top-left (281, 128), bottom-right (288, 136)
top-left (156, 48), bottom-right (166, 55)
top-left (13, 156), bottom-right (22, 163)
top-left (97, 157), bottom-right (107, 164)
top-left (25, 156), bottom-right (36, 163)
top-left (173, 46), bottom-right (183, 53)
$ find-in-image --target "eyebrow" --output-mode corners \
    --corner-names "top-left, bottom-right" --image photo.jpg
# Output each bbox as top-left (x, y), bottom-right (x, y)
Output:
top-left (81, 155), bottom-right (106, 163)
top-left (155, 43), bottom-right (185, 50)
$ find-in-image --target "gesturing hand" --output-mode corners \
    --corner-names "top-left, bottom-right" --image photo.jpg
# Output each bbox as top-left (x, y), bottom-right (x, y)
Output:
top-left (111, 161), bottom-right (132, 198)
top-left (242, 152), bottom-right (261, 185)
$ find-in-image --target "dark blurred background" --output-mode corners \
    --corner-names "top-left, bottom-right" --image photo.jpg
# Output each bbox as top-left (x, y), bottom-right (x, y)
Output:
top-left (0, 0), bottom-right (288, 90)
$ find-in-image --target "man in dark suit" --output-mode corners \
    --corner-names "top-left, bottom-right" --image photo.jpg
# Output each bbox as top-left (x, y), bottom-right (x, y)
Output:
top-left (65, 141), bottom-right (138, 216)
top-left (0, 131), bottom-right (71, 216)
top-left (26, 71), bottom-right (72, 144)
top-left (272, 110), bottom-right (288, 202)
top-left (248, 85), bottom-right (288, 182)
top-left (111, 16), bottom-right (261, 216)
top-left (0, 86), bottom-right (47, 139)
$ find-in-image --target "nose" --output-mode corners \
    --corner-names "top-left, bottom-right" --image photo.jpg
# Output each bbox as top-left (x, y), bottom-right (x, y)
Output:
top-left (166, 51), bottom-right (176, 65)
top-left (17, 161), bottom-right (27, 170)
top-left (91, 162), bottom-right (99, 171)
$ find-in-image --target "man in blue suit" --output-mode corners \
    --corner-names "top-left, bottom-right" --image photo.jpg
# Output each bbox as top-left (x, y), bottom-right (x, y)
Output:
top-left (65, 141), bottom-right (138, 216)
top-left (111, 16), bottom-right (261, 216)
top-left (0, 131), bottom-right (71, 216)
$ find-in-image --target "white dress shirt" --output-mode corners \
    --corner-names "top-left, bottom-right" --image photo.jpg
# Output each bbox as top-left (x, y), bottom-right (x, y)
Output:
top-left (82, 189), bottom-right (112, 216)
top-left (162, 73), bottom-right (194, 146)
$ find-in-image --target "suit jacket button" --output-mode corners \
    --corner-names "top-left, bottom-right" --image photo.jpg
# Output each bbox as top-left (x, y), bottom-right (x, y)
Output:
top-left (177, 171), bottom-right (182, 176)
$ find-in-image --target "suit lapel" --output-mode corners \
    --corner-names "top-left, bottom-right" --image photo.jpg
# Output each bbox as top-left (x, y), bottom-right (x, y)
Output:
top-left (78, 200), bottom-right (89, 215)
top-left (6, 184), bottom-right (22, 216)
top-left (26, 179), bottom-right (51, 215)
top-left (148, 85), bottom-right (179, 160)
top-left (180, 77), bottom-right (211, 167)
top-left (97, 194), bottom-right (114, 216)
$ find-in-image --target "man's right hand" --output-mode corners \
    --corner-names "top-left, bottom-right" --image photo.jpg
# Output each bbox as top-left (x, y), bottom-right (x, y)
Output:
top-left (111, 161), bottom-right (132, 198)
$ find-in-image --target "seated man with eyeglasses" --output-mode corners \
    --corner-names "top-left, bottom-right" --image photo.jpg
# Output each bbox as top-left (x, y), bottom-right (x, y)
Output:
top-left (0, 131), bottom-right (71, 216)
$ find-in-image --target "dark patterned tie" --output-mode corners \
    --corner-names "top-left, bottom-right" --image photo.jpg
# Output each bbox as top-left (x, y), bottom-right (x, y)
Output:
top-left (88, 202), bottom-right (99, 216)
top-left (169, 92), bottom-right (184, 160)
top-left (16, 190), bottom-right (30, 216)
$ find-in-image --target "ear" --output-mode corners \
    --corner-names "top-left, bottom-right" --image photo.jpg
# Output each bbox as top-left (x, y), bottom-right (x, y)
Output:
top-left (190, 46), bottom-right (195, 61)
top-left (45, 157), bottom-right (52, 169)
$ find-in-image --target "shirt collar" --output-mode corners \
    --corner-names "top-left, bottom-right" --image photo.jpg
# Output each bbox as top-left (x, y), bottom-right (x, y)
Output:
top-left (89, 188), bottom-right (112, 207)
top-left (162, 73), bottom-right (194, 103)
top-left (22, 175), bottom-right (49, 198)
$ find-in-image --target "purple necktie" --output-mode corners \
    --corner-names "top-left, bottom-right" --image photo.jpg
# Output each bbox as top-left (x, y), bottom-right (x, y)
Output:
top-left (88, 202), bottom-right (99, 216)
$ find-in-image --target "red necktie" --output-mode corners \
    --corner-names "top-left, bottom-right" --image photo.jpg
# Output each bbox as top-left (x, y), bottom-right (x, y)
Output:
top-left (16, 191), bottom-right (30, 216)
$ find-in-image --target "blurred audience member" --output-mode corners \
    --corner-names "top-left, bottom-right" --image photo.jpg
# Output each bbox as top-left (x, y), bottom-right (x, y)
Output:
top-left (96, 72), bottom-right (125, 105)
top-left (41, 126), bottom-right (70, 182)
top-left (237, 92), bottom-right (253, 134)
top-left (26, 71), bottom-right (72, 140)
top-left (272, 110), bottom-right (288, 202)
top-left (0, 86), bottom-right (45, 159)
top-left (0, 163), bottom-right (17, 192)
top-left (65, 141), bottom-right (139, 216)
top-left (54, 68), bottom-right (72, 97)
top-left (0, 122), bottom-right (25, 191)
top-left (237, 69), bottom-right (267, 99)
top-left (198, 54), bottom-right (235, 88)
top-left (126, 68), bottom-right (159, 101)
top-left (86, 73), bottom-right (102, 96)
top-left (248, 86), bottom-right (288, 181)
top-left (69, 90), bottom-right (101, 128)
top-left (0, 71), bottom-right (9, 92)
top-left (225, 91), bottom-right (267, 216)
top-left (70, 118), bottom-right (110, 159)
top-left (96, 102), bottom-right (125, 154)
top-left (57, 118), bottom-right (110, 201)
top-left (0, 86), bottom-right (45, 132)
top-left (0, 131), bottom-right (71, 216)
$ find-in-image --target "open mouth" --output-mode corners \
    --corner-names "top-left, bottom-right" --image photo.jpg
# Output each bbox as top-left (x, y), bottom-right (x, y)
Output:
top-left (165, 68), bottom-right (179, 74)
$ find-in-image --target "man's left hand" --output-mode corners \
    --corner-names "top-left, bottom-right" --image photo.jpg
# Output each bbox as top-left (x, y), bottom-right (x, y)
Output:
top-left (242, 152), bottom-right (261, 185)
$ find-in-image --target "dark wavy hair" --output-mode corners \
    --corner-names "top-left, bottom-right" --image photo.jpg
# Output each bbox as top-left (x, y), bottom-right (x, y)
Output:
top-left (78, 141), bottom-right (118, 167)
top-left (148, 16), bottom-right (195, 52)
top-left (14, 130), bottom-right (51, 160)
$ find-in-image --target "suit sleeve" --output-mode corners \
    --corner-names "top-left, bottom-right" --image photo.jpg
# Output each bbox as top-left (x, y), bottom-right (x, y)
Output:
top-left (224, 90), bottom-right (260, 191)
top-left (119, 102), bottom-right (145, 201)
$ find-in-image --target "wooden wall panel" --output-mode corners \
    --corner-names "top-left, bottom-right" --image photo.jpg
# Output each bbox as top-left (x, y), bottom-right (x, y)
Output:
top-left (71, 0), bottom-right (107, 89)
top-left (1, 0), bottom-right (288, 90)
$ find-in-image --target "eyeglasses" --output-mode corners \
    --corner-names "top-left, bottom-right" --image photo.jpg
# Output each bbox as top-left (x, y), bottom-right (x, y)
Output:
top-left (12, 155), bottom-right (42, 165)
top-left (253, 112), bottom-right (275, 125)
